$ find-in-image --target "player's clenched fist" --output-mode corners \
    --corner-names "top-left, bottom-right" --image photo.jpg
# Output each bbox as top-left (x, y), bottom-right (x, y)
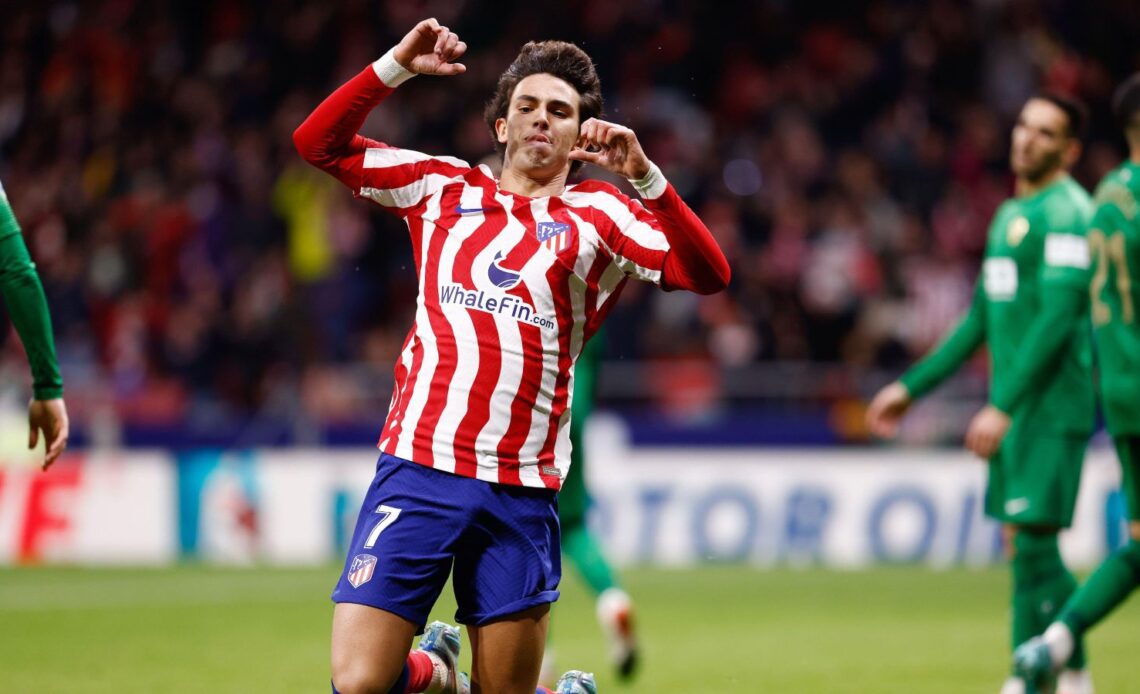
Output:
top-left (393, 18), bottom-right (467, 76)
top-left (569, 118), bottom-right (653, 180)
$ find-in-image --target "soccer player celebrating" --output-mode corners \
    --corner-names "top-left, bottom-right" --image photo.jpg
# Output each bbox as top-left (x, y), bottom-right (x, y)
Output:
top-left (0, 178), bottom-right (68, 470)
top-left (294, 17), bottom-right (729, 694)
top-left (1013, 74), bottom-right (1140, 693)
top-left (866, 94), bottom-right (1095, 694)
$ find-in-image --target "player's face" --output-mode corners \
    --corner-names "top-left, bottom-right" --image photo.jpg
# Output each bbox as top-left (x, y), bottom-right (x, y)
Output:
top-left (496, 73), bottom-right (582, 178)
top-left (1010, 99), bottom-right (1076, 182)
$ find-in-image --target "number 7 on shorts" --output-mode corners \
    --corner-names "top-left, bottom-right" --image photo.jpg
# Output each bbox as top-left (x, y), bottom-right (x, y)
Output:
top-left (363, 504), bottom-right (402, 549)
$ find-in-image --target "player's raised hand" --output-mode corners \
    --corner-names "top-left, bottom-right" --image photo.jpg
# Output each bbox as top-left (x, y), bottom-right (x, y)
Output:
top-left (569, 118), bottom-right (653, 180)
top-left (965, 404), bottom-right (1011, 460)
top-left (29, 397), bottom-right (69, 470)
top-left (392, 18), bottom-right (467, 76)
top-left (865, 381), bottom-right (912, 439)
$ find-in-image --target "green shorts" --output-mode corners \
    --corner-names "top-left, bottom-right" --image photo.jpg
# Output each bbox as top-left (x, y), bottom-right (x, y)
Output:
top-left (1114, 436), bottom-right (1140, 522)
top-left (984, 422), bottom-right (1088, 528)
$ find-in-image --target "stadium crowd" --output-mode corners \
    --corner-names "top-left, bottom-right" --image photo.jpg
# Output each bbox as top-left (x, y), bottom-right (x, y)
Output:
top-left (1, 0), bottom-right (1137, 443)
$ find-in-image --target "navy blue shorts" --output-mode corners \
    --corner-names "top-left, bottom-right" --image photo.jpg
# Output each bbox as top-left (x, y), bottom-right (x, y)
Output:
top-left (332, 453), bottom-right (561, 629)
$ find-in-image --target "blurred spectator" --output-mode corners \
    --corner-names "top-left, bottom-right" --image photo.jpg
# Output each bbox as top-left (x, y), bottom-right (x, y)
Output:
top-left (0, 0), bottom-right (1137, 443)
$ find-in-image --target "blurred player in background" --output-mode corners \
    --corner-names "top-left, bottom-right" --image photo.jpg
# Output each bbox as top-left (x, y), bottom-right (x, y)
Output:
top-left (0, 179), bottom-right (68, 470)
top-left (294, 17), bottom-right (729, 694)
top-left (1014, 74), bottom-right (1140, 694)
top-left (543, 329), bottom-right (638, 685)
top-left (866, 94), bottom-right (1096, 694)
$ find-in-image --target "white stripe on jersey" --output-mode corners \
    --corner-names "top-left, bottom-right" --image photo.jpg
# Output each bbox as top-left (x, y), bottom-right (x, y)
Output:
top-left (389, 194), bottom-right (445, 465)
top-left (361, 173), bottom-right (457, 209)
top-left (363, 147), bottom-right (469, 170)
top-left (504, 197), bottom-right (554, 487)
top-left (428, 210), bottom-right (489, 476)
top-left (471, 195), bottom-right (530, 484)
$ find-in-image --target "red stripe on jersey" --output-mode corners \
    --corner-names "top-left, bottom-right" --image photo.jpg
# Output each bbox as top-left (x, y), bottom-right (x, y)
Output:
top-left (378, 327), bottom-right (416, 446)
top-left (493, 202), bottom-right (548, 486)
top-left (572, 182), bottom-right (669, 277)
top-left (510, 202), bottom-right (568, 490)
top-left (409, 185), bottom-right (467, 467)
top-left (549, 196), bottom-right (612, 344)
top-left (449, 175), bottom-right (508, 480)
top-left (582, 253), bottom-right (616, 343)
top-left (536, 252), bottom-right (577, 490)
top-left (381, 215), bottom-right (430, 452)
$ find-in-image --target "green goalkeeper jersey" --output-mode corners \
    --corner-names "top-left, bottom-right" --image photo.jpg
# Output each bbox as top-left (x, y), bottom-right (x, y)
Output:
top-left (1089, 161), bottom-right (1140, 436)
top-left (902, 175), bottom-right (1095, 434)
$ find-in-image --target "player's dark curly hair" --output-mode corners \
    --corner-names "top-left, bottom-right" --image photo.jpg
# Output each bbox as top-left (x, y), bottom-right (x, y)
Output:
top-left (484, 41), bottom-right (604, 174)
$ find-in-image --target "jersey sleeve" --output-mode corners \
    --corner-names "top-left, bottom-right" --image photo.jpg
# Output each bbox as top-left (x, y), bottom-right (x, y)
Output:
top-left (1038, 202), bottom-right (1092, 290)
top-left (355, 145), bottom-right (471, 215)
top-left (0, 183), bottom-right (64, 399)
top-left (582, 181), bottom-right (730, 293)
top-left (293, 64), bottom-right (470, 218)
top-left (582, 184), bottom-right (671, 285)
top-left (899, 278), bottom-right (987, 399)
top-left (989, 282), bottom-right (1086, 414)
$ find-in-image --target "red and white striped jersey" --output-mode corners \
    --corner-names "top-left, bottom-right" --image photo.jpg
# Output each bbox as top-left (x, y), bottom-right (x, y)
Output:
top-left (295, 64), bottom-right (728, 489)
top-left (355, 146), bottom-right (670, 489)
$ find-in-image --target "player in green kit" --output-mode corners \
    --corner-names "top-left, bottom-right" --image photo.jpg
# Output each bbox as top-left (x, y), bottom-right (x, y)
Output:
top-left (1014, 74), bottom-right (1140, 693)
top-left (544, 329), bottom-right (638, 683)
top-left (0, 178), bottom-right (68, 469)
top-left (866, 94), bottom-right (1096, 694)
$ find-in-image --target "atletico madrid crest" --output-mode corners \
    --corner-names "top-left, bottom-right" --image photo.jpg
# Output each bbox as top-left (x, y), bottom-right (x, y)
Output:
top-left (347, 553), bottom-right (378, 588)
top-left (537, 221), bottom-right (571, 253)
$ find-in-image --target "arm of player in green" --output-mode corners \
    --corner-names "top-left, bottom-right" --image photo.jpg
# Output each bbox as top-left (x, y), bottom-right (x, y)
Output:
top-left (988, 282), bottom-right (1085, 415)
top-left (899, 280), bottom-right (986, 399)
top-left (0, 205), bottom-right (63, 400)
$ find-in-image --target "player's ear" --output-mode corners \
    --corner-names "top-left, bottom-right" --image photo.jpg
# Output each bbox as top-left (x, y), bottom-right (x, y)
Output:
top-left (1064, 139), bottom-right (1082, 168)
top-left (495, 117), bottom-right (508, 144)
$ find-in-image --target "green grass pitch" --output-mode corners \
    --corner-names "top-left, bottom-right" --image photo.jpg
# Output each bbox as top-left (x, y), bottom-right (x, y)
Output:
top-left (1, 565), bottom-right (1138, 692)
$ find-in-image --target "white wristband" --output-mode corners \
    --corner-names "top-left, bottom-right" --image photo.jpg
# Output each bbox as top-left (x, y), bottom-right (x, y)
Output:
top-left (372, 48), bottom-right (417, 88)
top-left (629, 162), bottom-right (668, 200)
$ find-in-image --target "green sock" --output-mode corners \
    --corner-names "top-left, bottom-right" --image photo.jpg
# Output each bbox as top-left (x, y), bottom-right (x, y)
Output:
top-left (1039, 565), bottom-right (1085, 669)
top-left (562, 523), bottom-right (618, 596)
top-left (1060, 541), bottom-right (1140, 639)
top-left (1010, 531), bottom-right (1087, 668)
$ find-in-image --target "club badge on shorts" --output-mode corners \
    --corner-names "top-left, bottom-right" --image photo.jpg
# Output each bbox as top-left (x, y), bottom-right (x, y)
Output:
top-left (347, 553), bottom-right (378, 588)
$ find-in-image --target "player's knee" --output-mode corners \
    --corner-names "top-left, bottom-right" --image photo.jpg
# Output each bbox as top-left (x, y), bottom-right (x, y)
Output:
top-left (330, 662), bottom-right (397, 694)
top-left (1128, 521), bottom-right (1140, 543)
